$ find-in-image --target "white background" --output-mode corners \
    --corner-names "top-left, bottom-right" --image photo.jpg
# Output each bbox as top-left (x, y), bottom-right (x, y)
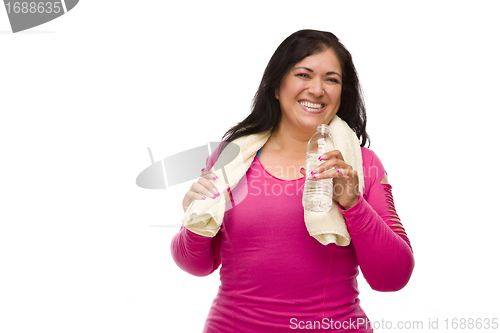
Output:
top-left (1, 1), bottom-right (499, 332)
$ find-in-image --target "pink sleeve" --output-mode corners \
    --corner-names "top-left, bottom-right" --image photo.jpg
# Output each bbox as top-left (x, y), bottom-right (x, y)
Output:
top-left (340, 149), bottom-right (414, 292)
top-left (170, 144), bottom-right (224, 276)
top-left (170, 226), bottom-right (222, 276)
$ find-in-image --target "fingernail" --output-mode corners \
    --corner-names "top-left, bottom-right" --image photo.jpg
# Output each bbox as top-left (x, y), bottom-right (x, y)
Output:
top-left (336, 168), bottom-right (340, 172)
top-left (300, 167), bottom-right (305, 173)
top-left (201, 196), bottom-right (206, 200)
top-left (207, 191), bottom-right (214, 198)
top-left (213, 175), bottom-right (218, 180)
top-left (311, 171), bottom-right (316, 178)
top-left (318, 156), bottom-right (323, 161)
top-left (226, 186), bottom-right (230, 192)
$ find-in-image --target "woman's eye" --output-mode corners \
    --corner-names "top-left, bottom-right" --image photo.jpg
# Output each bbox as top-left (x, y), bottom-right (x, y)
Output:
top-left (296, 73), bottom-right (310, 78)
top-left (326, 78), bottom-right (340, 83)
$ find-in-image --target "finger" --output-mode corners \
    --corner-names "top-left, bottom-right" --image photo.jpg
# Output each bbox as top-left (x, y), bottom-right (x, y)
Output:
top-left (190, 183), bottom-right (218, 200)
top-left (201, 171), bottom-right (219, 181)
top-left (185, 189), bottom-right (207, 202)
top-left (318, 150), bottom-right (345, 162)
top-left (335, 168), bottom-right (358, 180)
top-left (194, 177), bottom-right (220, 199)
top-left (312, 167), bottom-right (340, 179)
top-left (200, 173), bottom-right (232, 196)
top-left (182, 190), bottom-right (207, 212)
top-left (300, 167), bottom-right (306, 176)
top-left (313, 166), bottom-right (357, 180)
top-left (311, 159), bottom-right (351, 177)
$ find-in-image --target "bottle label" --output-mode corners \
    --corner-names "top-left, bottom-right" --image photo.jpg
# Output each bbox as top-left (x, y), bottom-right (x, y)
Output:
top-left (317, 138), bottom-right (327, 153)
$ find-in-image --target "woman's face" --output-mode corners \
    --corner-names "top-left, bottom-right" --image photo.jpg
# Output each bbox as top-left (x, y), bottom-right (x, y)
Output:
top-left (275, 49), bottom-right (342, 137)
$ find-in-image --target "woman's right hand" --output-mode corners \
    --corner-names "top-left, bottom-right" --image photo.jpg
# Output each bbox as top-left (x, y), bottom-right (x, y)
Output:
top-left (182, 172), bottom-right (224, 212)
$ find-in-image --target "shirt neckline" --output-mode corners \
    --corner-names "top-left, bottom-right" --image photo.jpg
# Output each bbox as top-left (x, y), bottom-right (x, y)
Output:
top-left (254, 155), bottom-right (305, 182)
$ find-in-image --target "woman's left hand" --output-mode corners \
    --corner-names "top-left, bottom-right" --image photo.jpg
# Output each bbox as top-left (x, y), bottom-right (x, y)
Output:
top-left (300, 150), bottom-right (360, 210)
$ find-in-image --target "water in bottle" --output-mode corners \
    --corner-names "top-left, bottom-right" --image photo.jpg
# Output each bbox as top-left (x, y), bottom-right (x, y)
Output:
top-left (302, 124), bottom-right (335, 212)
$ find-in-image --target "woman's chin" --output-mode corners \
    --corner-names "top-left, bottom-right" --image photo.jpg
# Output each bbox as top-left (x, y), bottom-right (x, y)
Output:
top-left (301, 118), bottom-right (329, 131)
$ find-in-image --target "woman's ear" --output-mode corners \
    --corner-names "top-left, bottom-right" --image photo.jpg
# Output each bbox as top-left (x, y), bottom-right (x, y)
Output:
top-left (274, 88), bottom-right (280, 100)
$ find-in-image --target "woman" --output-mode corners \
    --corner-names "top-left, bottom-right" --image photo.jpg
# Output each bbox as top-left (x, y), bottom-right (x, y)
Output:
top-left (171, 29), bottom-right (414, 332)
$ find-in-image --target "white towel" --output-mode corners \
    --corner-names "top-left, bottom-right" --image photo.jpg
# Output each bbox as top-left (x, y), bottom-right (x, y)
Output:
top-left (181, 115), bottom-right (364, 246)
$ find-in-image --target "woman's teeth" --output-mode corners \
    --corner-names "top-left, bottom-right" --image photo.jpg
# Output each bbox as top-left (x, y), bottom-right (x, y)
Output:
top-left (299, 101), bottom-right (324, 109)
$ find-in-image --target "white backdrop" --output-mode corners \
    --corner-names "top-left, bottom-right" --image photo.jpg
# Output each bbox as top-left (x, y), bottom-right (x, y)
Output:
top-left (1, 1), bottom-right (499, 332)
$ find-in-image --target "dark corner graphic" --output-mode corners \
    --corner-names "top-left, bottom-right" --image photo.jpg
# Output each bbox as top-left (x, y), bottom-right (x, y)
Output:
top-left (136, 142), bottom-right (241, 190)
top-left (3, 0), bottom-right (79, 33)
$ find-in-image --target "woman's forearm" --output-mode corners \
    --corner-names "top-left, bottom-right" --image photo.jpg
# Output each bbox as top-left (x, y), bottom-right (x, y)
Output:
top-left (341, 194), bottom-right (415, 292)
top-left (170, 226), bottom-right (221, 277)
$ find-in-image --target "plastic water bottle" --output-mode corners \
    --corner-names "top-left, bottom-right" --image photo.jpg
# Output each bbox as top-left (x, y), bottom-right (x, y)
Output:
top-left (302, 124), bottom-right (335, 212)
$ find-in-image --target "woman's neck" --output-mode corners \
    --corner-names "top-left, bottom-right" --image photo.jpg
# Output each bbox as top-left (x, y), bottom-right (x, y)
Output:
top-left (268, 123), bottom-right (313, 157)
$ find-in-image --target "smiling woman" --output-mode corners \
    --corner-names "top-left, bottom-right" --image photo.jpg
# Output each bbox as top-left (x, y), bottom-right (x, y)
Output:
top-left (274, 49), bottom-right (343, 141)
top-left (171, 29), bottom-right (414, 333)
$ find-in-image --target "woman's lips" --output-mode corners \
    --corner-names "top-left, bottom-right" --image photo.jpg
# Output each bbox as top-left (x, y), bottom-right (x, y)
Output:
top-left (298, 100), bottom-right (326, 114)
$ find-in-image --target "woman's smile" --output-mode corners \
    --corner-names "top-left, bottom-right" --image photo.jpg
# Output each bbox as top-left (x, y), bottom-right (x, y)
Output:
top-left (298, 99), bottom-right (327, 113)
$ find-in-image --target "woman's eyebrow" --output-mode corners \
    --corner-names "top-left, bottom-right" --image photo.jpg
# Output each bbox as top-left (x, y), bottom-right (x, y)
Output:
top-left (294, 66), bottom-right (342, 77)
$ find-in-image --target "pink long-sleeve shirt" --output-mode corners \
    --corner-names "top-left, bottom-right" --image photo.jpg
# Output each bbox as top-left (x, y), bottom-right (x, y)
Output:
top-left (171, 147), bottom-right (414, 332)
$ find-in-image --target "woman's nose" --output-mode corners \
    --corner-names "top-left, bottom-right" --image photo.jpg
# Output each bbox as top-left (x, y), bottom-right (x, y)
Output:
top-left (307, 79), bottom-right (324, 96)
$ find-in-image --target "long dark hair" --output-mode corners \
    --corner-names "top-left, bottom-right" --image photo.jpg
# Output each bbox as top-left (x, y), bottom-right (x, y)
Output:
top-left (222, 29), bottom-right (369, 147)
